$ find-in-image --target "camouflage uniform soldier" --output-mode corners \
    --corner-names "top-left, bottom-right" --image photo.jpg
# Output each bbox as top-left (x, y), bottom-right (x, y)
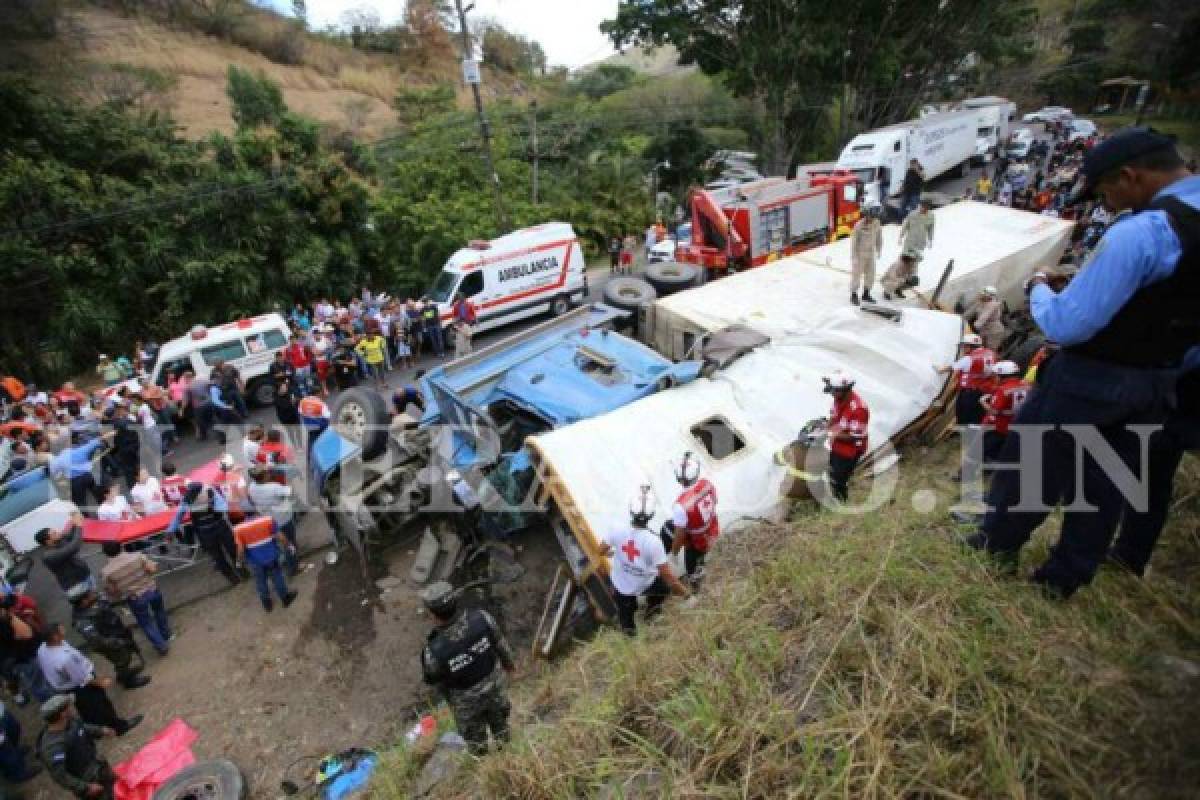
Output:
top-left (68, 587), bottom-right (150, 690)
top-left (420, 581), bottom-right (515, 754)
top-left (37, 694), bottom-right (118, 799)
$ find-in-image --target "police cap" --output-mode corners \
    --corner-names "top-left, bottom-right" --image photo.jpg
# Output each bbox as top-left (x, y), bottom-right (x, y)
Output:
top-left (41, 693), bottom-right (73, 720)
top-left (421, 581), bottom-right (457, 617)
top-left (1071, 127), bottom-right (1177, 202)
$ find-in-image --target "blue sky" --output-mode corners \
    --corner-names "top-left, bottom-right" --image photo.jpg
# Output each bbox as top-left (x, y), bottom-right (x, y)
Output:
top-left (255, 0), bottom-right (618, 68)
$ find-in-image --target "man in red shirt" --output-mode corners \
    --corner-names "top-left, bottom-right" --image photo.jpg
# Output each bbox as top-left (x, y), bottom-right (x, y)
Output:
top-left (661, 452), bottom-right (719, 584)
top-left (824, 371), bottom-right (869, 503)
top-left (937, 333), bottom-right (996, 427)
top-left (980, 360), bottom-right (1030, 468)
top-left (284, 334), bottom-right (315, 395)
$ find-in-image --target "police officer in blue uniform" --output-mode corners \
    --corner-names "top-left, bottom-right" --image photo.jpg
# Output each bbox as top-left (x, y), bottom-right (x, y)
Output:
top-left (965, 128), bottom-right (1199, 598)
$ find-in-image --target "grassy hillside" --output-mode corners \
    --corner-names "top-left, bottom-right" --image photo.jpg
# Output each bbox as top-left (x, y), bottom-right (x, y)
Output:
top-left (580, 43), bottom-right (694, 79)
top-left (5, 2), bottom-right (530, 141)
top-left (379, 441), bottom-right (1200, 798)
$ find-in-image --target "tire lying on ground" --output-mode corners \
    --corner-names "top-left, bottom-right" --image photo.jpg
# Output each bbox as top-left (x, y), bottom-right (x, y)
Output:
top-left (602, 276), bottom-right (657, 312)
top-left (152, 760), bottom-right (245, 800)
top-left (331, 386), bottom-right (390, 461)
top-left (643, 261), bottom-right (699, 297)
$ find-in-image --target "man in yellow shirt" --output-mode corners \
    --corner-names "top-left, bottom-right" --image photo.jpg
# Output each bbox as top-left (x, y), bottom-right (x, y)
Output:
top-left (355, 325), bottom-right (388, 389)
top-left (975, 174), bottom-right (993, 201)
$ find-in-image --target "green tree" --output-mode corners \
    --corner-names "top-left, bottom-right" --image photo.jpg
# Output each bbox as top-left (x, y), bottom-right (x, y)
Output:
top-left (0, 77), bottom-right (374, 381)
top-left (226, 66), bottom-right (287, 129)
top-left (643, 122), bottom-right (710, 198)
top-left (603, 0), bottom-right (1035, 174)
top-left (393, 84), bottom-right (457, 128)
top-left (570, 65), bottom-right (640, 100)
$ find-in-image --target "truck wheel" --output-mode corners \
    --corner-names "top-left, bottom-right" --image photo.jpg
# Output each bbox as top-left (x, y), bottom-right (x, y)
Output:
top-left (550, 294), bottom-right (571, 317)
top-left (247, 378), bottom-right (274, 408)
top-left (152, 759), bottom-right (245, 800)
top-left (602, 277), bottom-right (657, 312)
top-left (332, 387), bottom-right (390, 461)
top-left (644, 261), bottom-right (699, 297)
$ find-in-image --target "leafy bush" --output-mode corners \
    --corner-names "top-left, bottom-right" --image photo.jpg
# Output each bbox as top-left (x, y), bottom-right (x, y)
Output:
top-left (0, 76), bottom-right (376, 381)
top-left (226, 65), bottom-right (286, 129)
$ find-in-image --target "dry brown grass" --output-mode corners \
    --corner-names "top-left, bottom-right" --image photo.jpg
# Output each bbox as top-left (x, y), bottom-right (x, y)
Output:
top-left (31, 5), bottom-right (525, 141)
top-left (378, 442), bottom-right (1200, 799)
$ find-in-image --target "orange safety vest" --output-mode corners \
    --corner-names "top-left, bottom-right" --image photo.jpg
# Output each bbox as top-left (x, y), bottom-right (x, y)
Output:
top-left (233, 516), bottom-right (274, 550)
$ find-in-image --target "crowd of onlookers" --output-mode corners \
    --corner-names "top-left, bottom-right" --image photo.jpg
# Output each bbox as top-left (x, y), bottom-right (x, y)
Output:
top-left (0, 285), bottom-right (483, 794)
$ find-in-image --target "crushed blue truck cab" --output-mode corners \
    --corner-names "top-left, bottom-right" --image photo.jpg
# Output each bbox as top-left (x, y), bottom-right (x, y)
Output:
top-left (312, 304), bottom-right (702, 532)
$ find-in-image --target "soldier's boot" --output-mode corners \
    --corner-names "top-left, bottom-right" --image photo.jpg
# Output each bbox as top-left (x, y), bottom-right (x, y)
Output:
top-left (862, 290), bottom-right (876, 303)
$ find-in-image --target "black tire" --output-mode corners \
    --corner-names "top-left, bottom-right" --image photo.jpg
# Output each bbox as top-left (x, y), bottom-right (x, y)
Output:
top-left (247, 378), bottom-right (274, 408)
top-left (331, 386), bottom-right (390, 461)
top-left (152, 759), bottom-right (245, 800)
top-left (550, 294), bottom-right (571, 317)
top-left (602, 277), bottom-right (657, 311)
top-left (644, 261), bottom-right (699, 297)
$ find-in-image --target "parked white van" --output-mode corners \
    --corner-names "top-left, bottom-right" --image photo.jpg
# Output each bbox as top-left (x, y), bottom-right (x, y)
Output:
top-left (426, 222), bottom-right (588, 334)
top-left (148, 313), bottom-right (293, 406)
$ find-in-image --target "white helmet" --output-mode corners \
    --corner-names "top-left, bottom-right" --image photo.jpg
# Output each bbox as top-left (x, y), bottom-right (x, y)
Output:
top-left (992, 360), bottom-right (1020, 376)
top-left (823, 370), bottom-right (855, 393)
top-left (982, 285), bottom-right (998, 297)
top-left (218, 454), bottom-right (235, 471)
top-left (674, 451), bottom-right (700, 487)
top-left (444, 469), bottom-right (461, 485)
top-left (628, 484), bottom-right (658, 527)
top-left (961, 333), bottom-right (983, 347)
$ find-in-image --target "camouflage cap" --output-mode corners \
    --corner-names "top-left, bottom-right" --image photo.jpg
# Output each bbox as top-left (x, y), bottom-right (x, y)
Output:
top-left (40, 693), bottom-right (73, 720)
top-left (421, 581), bottom-right (456, 613)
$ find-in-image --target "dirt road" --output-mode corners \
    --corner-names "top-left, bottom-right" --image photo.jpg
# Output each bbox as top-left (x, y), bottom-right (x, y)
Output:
top-left (11, 516), bottom-right (562, 799)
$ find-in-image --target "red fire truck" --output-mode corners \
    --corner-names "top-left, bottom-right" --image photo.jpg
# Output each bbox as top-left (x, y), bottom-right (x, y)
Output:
top-left (677, 171), bottom-right (863, 274)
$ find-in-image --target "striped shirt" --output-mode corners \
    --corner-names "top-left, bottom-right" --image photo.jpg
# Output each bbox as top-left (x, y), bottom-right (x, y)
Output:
top-left (101, 552), bottom-right (156, 601)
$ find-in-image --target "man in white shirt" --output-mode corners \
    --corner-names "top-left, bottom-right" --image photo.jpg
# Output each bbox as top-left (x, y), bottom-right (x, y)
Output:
top-left (37, 624), bottom-right (142, 735)
top-left (601, 486), bottom-right (690, 635)
top-left (96, 485), bottom-right (136, 522)
top-left (246, 467), bottom-right (298, 576)
top-left (128, 468), bottom-right (167, 515)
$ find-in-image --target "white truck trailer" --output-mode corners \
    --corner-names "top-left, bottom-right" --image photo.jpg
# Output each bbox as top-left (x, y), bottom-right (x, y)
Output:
top-left (961, 96), bottom-right (1017, 163)
top-left (836, 110), bottom-right (977, 208)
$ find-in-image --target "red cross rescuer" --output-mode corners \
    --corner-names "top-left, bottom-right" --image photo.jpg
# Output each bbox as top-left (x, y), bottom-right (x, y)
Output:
top-left (660, 452), bottom-right (719, 584)
top-left (824, 371), bottom-right (870, 503)
top-left (936, 333), bottom-right (997, 427)
top-left (979, 360), bottom-right (1030, 465)
top-left (602, 486), bottom-right (691, 636)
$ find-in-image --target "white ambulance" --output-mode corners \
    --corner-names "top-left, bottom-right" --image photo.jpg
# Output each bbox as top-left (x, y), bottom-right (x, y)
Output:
top-left (426, 222), bottom-right (588, 334)
top-left (146, 313), bottom-right (293, 406)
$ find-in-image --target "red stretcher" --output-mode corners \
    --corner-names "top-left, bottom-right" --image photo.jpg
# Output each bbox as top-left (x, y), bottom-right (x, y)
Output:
top-left (80, 459), bottom-right (232, 576)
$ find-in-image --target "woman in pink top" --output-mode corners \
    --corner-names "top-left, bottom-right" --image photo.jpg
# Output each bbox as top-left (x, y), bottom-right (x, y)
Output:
top-left (166, 370), bottom-right (190, 406)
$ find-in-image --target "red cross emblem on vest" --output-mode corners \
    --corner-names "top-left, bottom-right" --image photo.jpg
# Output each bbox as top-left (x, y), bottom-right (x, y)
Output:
top-left (620, 538), bottom-right (640, 561)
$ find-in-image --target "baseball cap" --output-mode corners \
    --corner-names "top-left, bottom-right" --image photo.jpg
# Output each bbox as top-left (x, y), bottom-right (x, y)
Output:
top-left (1070, 127), bottom-right (1177, 202)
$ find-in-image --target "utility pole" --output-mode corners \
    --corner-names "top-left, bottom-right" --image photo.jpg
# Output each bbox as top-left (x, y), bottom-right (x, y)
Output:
top-left (530, 99), bottom-right (539, 205)
top-left (453, 0), bottom-right (508, 232)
